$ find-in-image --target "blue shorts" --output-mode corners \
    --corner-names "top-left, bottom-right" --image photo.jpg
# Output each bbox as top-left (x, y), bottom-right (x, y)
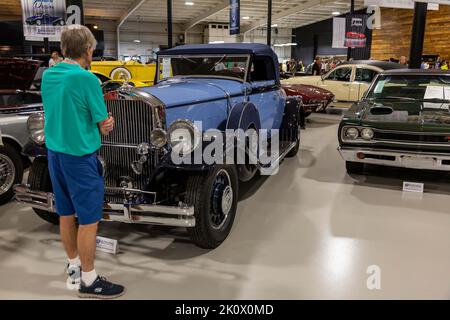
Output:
top-left (47, 150), bottom-right (104, 225)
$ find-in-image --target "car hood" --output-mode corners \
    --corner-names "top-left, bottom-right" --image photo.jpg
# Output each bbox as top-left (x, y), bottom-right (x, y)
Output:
top-left (138, 78), bottom-right (243, 108)
top-left (358, 99), bottom-right (450, 128)
top-left (0, 58), bottom-right (42, 90)
top-left (282, 83), bottom-right (334, 100)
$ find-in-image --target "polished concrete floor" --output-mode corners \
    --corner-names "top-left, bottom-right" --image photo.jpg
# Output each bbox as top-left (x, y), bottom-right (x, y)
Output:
top-left (1, 113), bottom-right (449, 299)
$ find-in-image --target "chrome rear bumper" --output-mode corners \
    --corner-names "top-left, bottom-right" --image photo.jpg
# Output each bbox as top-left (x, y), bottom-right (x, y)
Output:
top-left (338, 147), bottom-right (450, 171)
top-left (13, 184), bottom-right (195, 227)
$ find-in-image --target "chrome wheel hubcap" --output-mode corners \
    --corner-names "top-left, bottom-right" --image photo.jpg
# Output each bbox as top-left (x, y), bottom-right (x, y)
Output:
top-left (210, 169), bottom-right (233, 230)
top-left (0, 154), bottom-right (15, 195)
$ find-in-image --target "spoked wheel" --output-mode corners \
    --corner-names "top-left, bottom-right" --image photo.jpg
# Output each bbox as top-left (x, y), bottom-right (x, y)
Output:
top-left (0, 144), bottom-right (23, 205)
top-left (185, 165), bottom-right (238, 249)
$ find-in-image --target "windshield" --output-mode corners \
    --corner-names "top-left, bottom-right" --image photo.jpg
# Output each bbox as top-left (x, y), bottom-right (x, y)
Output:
top-left (366, 74), bottom-right (450, 102)
top-left (157, 55), bottom-right (249, 82)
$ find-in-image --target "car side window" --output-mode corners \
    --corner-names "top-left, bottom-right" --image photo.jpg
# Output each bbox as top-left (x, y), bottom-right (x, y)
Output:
top-left (250, 57), bottom-right (275, 82)
top-left (324, 67), bottom-right (352, 82)
top-left (355, 68), bottom-right (377, 83)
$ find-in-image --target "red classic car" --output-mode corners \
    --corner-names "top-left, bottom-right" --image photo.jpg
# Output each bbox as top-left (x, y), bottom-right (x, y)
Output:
top-left (282, 83), bottom-right (335, 116)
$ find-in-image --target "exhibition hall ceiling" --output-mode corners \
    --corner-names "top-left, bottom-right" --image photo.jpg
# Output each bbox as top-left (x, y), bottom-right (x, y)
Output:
top-left (5, 0), bottom-right (365, 30)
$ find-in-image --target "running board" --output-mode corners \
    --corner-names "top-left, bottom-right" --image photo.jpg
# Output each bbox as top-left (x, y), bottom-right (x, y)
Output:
top-left (257, 141), bottom-right (297, 175)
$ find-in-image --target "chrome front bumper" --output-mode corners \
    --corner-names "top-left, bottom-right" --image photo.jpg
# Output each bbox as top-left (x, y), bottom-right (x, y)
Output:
top-left (338, 147), bottom-right (450, 171)
top-left (13, 184), bottom-right (195, 227)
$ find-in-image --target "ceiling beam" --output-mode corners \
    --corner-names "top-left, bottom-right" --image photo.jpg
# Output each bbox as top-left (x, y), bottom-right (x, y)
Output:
top-left (182, 0), bottom-right (229, 31)
top-left (241, 0), bottom-right (336, 34)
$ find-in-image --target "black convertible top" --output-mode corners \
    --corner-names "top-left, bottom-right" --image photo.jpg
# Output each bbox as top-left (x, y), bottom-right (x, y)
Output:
top-left (158, 43), bottom-right (280, 83)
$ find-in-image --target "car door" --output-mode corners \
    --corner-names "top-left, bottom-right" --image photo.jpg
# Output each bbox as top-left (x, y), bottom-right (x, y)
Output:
top-left (351, 66), bottom-right (379, 101)
top-left (317, 65), bottom-right (354, 102)
top-left (248, 58), bottom-right (284, 130)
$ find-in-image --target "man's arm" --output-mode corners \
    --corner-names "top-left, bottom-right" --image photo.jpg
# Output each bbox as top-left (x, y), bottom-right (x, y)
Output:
top-left (84, 73), bottom-right (113, 136)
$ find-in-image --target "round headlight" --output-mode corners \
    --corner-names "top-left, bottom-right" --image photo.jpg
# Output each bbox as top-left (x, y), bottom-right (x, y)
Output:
top-left (168, 120), bottom-right (201, 155)
top-left (361, 128), bottom-right (374, 140)
top-left (27, 113), bottom-right (45, 145)
top-left (344, 127), bottom-right (359, 140)
top-left (150, 129), bottom-right (167, 148)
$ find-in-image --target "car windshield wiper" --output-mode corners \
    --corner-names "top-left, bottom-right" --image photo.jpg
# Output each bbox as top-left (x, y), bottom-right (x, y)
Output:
top-left (181, 56), bottom-right (198, 64)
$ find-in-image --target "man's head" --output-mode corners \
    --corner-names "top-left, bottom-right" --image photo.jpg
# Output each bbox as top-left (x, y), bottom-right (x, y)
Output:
top-left (399, 56), bottom-right (407, 65)
top-left (315, 56), bottom-right (321, 64)
top-left (60, 24), bottom-right (97, 66)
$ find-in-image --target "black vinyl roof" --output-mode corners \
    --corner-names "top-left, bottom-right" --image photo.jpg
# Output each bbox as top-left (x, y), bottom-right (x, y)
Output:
top-left (340, 60), bottom-right (407, 70)
top-left (381, 69), bottom-right (450, 75)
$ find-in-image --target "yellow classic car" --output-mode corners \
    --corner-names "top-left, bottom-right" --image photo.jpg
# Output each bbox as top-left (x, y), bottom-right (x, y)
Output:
top-left (90, 60), bottom-right (156, 87)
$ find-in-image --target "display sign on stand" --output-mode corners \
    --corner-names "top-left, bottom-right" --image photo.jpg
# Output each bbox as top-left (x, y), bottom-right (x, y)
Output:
top-left (230, 0), bottom-right (240, 35)
top-left (21, 0), bottom-right (84, 42)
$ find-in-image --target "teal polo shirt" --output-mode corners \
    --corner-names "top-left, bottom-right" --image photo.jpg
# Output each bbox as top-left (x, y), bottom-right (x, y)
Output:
top-left (41, 62), bottom-right (108, 156)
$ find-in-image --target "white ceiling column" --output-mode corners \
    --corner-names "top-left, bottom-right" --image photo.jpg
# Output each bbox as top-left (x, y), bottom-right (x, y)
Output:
top-left (117, 0), bottom-right (148, 58)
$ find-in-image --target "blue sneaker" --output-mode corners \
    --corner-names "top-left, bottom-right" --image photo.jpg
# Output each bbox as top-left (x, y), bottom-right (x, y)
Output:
top-left (66, 264), bottom-right (81, 290)
top-left (78, 276), bottom-right (125, 299)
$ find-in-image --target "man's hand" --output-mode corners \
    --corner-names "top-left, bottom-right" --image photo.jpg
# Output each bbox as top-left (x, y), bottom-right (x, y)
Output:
top-left (99, 113), bottom-right (114, 136)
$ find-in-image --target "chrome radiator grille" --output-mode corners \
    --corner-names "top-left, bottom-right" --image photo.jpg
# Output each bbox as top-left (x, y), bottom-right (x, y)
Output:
top-left (98, 99), bottom-right (156, 202)
top-left (102, 99), bottom-right (153, 145)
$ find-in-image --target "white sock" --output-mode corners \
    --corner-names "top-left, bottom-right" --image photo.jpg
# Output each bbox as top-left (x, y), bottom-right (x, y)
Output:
top-left (82, 269), bottom-right (98, 287)
top-left (68, 256), bottom-right (81, 268)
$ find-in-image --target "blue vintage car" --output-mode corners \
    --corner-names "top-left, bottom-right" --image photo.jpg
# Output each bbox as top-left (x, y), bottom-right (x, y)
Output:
top-left (25, 14), bottom-right (65, 26)
top-left (14, 44), bottom-right (302, 248)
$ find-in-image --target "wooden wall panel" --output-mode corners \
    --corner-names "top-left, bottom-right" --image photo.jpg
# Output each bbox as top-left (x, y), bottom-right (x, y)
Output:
top-left (371, 6), bottom-right (450, 61)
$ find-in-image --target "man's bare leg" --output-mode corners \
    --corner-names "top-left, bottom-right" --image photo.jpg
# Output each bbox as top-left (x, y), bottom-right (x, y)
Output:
top-left (77, 222), bottom-right (98, 273)
top-left (60, 215), bottom-right (78, 259)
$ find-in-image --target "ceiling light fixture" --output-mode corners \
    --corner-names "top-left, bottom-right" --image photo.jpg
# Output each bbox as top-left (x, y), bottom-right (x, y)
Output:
top-left (242, 16), bottom-right (250, 20)
top-left (93, 25), bottom-right (98, 29)
top-left (209, 40), bottom-right (225, 44)
top-left (271, 24), bottom-right (278, 27)
top-left (133, 39), bottom-right (141, 43)
top-left (332, 11), bottom-right (340, 15)
top-left (185, 1), bottom-right (194, 5)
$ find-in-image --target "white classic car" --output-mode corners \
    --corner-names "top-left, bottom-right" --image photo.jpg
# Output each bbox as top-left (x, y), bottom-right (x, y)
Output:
top-left (282, 60), bottom-right (406, 108)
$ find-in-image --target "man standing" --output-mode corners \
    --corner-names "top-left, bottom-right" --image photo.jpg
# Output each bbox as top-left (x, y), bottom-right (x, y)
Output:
top-left (312, 56), bottom-right (322, 76)
top-left (41, 25), bottom-right (125, 299)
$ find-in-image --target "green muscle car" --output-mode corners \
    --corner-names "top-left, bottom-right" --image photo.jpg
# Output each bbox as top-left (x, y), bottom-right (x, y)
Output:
top-left (338, 69), bottom-right (450, 174)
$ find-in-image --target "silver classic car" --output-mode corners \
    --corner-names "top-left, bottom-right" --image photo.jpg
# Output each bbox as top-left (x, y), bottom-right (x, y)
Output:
top-left (0, 58), bottom-right (42, 204)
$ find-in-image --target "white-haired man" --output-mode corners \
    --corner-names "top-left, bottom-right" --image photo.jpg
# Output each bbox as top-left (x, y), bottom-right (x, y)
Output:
top-left (41, 24), bottom-right (125, 299)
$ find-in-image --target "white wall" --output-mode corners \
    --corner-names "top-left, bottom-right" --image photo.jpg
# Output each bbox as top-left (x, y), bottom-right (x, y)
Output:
top-left (243, 27), bottom-right (294, 62)
top-left (86, 18), bottom-right (203, 58)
